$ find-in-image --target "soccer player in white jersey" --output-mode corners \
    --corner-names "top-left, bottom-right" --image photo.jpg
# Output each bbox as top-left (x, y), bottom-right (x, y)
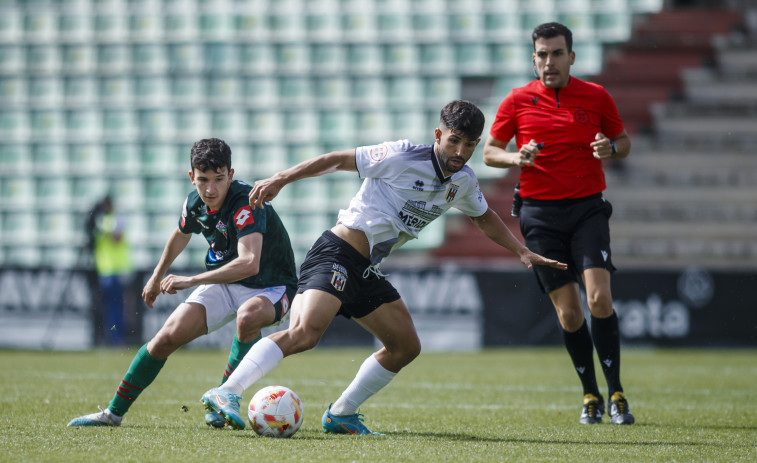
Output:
top-left (201, 100), bottom-right (567, 433)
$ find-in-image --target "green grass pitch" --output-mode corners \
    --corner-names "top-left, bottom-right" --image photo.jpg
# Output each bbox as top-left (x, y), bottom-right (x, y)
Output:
top-left (1, 347), bottom-right (755, 462)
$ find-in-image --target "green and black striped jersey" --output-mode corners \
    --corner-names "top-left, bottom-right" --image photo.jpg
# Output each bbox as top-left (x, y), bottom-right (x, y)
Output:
top-left (179, 180), bottom-right (297, 289)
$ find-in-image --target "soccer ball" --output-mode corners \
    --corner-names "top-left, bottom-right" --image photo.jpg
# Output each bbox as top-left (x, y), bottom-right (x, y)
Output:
top-left (248, 385), bottom-right (304, 438)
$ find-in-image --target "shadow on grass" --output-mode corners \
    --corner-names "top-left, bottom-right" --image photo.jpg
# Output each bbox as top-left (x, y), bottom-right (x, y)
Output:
top-left (380, 431), bottom-right (757, 449)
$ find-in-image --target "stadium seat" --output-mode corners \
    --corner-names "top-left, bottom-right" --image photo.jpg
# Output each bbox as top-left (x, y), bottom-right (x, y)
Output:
top-left (0, 110), bottom-right (30, 142)
top-left (135, 75), bottom-right (171, 106)
top-left (243, 76), bottom-right (279, 108)
top-left (384, 43), bottom-right (420, 74)
top-left (313, 76), bottom-right (351, 107)
top-left (174, 109), bottom-right (211, 140)
top-left (411, 12), bottom-right (447, 42)
top-left (377, 12), bottom-right (412, 42)
top-left (26, 44), bottom-right (61, 75)
top-left (66, 109), bottom-right (102, 141)
top-left (247, 110), bottom-right (284, 143)
top-left (306, 13), bottom-right (342, 42)
top-left (30, 109), bottom-right (65, 140)
top-left (206, 76), bottom-right (242, 105)
top-left (318, 109), bottom-right (356, 145)
top-left (0, 9), bottom-right (22, 43)
top-left (198, 12), bottom-right (234, 40)
top-left (93, 13), bottom-right (129, 43)
top-left (67, 143), bottom-right (105, 175)
top-left (419, 44), bottom-right (455, 75)
top-left (97, 44), bottom-right (131, 74)
top-left (0, 76), bottom-right (25, 106)
top-left (346, 44), bottom-right (383, 75)
top-left (139, 109), bottom-right (175, 141)
top-left (171, 75), bottom-right (204, 106)
top-left (448, 12), bottom-right (484, 41)
top-left (278, 76), bottom-right (314, 107)
top-left (61, 44), bottom-right (97, 74)
top-left (23, 10), bottom-right (57, 43)
top-left (284, 110), bottom-right (319, 143)
top-left (167, 43), bottom-right (204, 73)
top-left (311, 44), bottom-right (347, 75)
top-left (2, 177), bottom-right (35, 208)
top-left (164, 12), bottom-right (199, 41)
top-left (210, 109), bottom-right (246, 142)
top-left (64, 76), bottom-right (97, 106)
top-left (0, 45), bottom-right (24, 75)
top-left (28, 76), bottom-right (63, 106)
top-left (205, 43), bottom-right (240, 74)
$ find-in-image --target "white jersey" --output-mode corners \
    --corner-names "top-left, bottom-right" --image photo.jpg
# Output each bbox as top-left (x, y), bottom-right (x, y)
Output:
top-left (337, 139), bottom-right (489, 265)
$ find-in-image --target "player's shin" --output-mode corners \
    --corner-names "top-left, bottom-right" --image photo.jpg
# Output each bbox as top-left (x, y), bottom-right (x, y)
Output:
top-left (219, 336), bottom-right (283, 396)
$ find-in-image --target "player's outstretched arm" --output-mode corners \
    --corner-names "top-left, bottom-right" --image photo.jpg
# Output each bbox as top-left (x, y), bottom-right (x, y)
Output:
top-left (470, 208), bottom-right (567, 270)
top-left (249, 149), bottom-right (357, 209)
top-left (160, 233), bottom-right (262, 295)
top-left (142, 227), bottom-right (192, 308)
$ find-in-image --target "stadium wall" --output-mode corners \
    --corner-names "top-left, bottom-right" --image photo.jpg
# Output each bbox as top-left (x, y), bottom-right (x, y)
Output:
top-left (0, 266), bottom-right (754, 350)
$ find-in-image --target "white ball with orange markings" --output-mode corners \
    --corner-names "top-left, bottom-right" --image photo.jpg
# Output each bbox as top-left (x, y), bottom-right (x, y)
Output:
top-left (248, 385), bottom-right (304, 438)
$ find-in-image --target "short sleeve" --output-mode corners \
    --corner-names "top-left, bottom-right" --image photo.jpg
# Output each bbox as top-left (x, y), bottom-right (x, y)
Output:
top-left (354, 140), bottom-right (411, 180)
top-left (489, 91), bottom-right (517, 144)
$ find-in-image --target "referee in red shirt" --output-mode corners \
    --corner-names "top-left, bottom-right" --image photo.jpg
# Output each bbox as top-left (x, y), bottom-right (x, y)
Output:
top-left (484, 22), bottom-right (634, 425)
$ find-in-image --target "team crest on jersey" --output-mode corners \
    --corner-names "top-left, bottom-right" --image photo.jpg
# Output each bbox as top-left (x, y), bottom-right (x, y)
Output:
top-left (368, 145), bottom-right (388, 162)
top-left (445, 183), bottom-right (460, 202)
top-left (233, 206), bottom-right (254, 230)
top-left (574, 109), bottom-right (589, 125)
top-left (331, 271), bottom-right (347, 292)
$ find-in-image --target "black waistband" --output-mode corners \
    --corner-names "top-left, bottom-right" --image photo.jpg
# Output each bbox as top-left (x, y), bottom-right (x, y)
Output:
top-left (521, 192), bottom-right (602, 207)
top-left (322, 230), bottom-right (371, 264)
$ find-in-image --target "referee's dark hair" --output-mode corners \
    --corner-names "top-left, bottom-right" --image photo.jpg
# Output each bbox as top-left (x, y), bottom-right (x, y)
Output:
top-left (190, 138), bottom-right (232, 173)
top-left (439, 100), bottom-right (485, 141)
top-left (532, 22), bottom-right (573, 53)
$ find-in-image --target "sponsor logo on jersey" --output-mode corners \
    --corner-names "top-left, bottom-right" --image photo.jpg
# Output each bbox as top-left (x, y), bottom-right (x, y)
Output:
top-left (574, 109), bottom-right (589, 125)
top-left (216, 220), bottom-right (228, 238)
top-left (207, 247), bottom-right (232, 262)
top-left (279, 293), bottom-right (290, 318)
top-left (234, 206), bottom-right (254, 230)
top-left (368, 144), bottom-right (388, 162)
top-left (413, 180), bottom-right (424, 191)
top-left (398, 201), bottom-right (442, 230)
top-left (445, 183), bottom-right (460, 202)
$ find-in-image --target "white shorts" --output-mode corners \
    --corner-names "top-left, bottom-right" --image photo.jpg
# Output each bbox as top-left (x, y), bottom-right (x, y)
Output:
top-left (185, 284), bottom-right (288, 333)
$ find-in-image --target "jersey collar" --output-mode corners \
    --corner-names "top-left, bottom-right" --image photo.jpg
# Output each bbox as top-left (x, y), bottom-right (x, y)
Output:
top-left (430, 146), bottom-right (452, 184)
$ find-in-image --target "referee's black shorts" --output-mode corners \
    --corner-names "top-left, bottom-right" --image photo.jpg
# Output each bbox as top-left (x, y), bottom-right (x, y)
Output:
top-left (519, 193), bottom-right (616, 294)
top-left (296, 230), bottom-right (401, 319)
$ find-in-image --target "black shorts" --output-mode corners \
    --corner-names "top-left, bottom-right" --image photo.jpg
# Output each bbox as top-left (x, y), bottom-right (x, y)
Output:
top-left (296, 230), bottom-right (401, 319)
top-left (519, 193), bottom-right (616, 293)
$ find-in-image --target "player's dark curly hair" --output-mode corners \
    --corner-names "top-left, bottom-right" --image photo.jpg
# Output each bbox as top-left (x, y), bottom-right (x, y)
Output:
top-left (190, 138), bottom-right (232, 172)
top-left (532, 22), bottom-right (573, 53)
top-left (439, 100), bottom-right (485, 140)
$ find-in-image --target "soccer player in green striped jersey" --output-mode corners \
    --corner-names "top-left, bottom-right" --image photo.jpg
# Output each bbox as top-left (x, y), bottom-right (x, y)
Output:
top-left (68, 138), bottom-right (297, 428)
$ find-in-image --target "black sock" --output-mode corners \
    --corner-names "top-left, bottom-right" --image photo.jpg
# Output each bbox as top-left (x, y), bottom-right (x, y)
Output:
top-left (591, 311), bottom-right (623, 397)
top-left (562, 320), bottom-right (600, 398)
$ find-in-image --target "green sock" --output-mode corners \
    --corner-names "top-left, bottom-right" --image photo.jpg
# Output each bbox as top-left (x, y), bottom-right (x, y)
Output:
top-left (108, 344), bottom-right (166, 417)
top-left (221, 334), bottom-right (259, 384)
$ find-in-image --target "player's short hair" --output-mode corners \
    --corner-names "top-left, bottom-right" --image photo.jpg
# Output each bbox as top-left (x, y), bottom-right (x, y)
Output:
top-left (532, 22), bottom-right (573, 53)
top-left (439, 100), bottom-right (485, 140)
top-left (190, 138), bottom-right (232, 173)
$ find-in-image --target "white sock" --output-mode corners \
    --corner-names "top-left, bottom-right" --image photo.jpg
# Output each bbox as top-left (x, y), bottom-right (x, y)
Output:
top-left (220, 337), bottom-right (283, 396)
top-left (330, 354), bottom-right (396, 416)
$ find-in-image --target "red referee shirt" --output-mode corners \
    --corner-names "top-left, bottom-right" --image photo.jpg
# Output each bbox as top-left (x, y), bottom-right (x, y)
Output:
top-left (489, 76), bottom-right (625, 200)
